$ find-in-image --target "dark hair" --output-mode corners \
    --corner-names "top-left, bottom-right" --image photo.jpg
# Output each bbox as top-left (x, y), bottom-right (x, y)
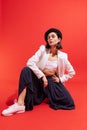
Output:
top-left (44, 28), bottom-right (62, 49)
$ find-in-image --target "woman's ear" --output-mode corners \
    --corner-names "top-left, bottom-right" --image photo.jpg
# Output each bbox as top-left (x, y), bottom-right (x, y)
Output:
top-left (58, 38), bottom-right (61, 42)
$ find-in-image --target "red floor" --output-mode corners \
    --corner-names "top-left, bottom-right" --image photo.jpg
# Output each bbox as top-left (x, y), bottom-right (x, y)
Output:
top-left (0, 70), bottom-right (87, 130)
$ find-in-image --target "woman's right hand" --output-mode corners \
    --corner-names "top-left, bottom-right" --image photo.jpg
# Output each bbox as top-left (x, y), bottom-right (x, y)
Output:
top-left (42, 76), bottom-right (48, 88)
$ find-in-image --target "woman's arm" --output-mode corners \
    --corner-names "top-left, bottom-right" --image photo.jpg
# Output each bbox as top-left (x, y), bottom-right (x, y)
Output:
top-left (27, 45), bottom-right (45, 79)
top-left (60, 58), bottom-right (75, 83)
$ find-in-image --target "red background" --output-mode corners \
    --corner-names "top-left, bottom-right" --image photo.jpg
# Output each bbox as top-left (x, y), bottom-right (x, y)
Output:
top-left (0, 0), bottom-right (87, 130)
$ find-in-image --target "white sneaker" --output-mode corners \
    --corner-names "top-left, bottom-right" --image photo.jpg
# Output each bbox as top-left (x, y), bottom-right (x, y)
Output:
top-left (2, 103), bottom-right (25, 116)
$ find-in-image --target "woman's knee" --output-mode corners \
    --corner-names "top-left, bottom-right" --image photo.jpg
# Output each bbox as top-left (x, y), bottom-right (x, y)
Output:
top-left (22, 66), bottom-right (30, 71)
top-left (20, 67), bottom-right (31, 74)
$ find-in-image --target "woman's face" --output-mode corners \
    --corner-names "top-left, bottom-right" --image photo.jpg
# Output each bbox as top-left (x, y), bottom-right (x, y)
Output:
top-left (47, 32), bottom-right (60, 47)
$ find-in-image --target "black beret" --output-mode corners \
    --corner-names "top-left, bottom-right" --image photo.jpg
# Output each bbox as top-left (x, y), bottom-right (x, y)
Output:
top-left (44, 28), bottom-right (62, 42)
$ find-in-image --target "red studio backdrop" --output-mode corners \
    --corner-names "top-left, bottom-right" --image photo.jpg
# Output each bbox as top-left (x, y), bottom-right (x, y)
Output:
top-left (0, 0), bottom-right (87, 82)
top-left (0, 1), bottom-right (87, 130)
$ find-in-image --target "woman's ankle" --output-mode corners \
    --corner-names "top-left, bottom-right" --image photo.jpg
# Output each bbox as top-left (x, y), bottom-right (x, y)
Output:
top-left (17, 100), bottom-right (25, 106)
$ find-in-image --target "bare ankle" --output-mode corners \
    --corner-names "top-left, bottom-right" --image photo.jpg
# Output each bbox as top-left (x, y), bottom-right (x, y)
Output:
top-left (17, 100), bottom-right (24, 106)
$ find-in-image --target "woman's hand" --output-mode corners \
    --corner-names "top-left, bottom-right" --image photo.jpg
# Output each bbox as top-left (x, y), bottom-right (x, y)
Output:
top-left (42, 76), bottom-right (48, 88)
top-left (52, 75), bottom-right (60, 83)
top-left (42, 68), bottom-right (56, 76)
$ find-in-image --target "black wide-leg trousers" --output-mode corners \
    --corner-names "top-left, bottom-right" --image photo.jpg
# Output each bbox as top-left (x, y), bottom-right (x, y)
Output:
top-left (18, 67), bottom-right (75, 111)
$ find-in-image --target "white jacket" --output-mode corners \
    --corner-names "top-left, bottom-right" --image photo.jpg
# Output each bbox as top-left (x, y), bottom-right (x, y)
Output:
top-left (27, 45), bottom-right (75, 83)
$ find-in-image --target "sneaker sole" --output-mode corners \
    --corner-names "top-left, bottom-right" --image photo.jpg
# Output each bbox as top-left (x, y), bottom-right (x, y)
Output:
top-left (16, 110), bottom-right (25, 113)
top-left (2, 110), bottom-right (25, 116)
top-left (2, 113), bottom-right (13, 116)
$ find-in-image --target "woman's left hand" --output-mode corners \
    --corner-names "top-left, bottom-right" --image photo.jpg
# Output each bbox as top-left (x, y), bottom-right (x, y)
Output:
top-left (52, 75), bottom-right (60, 82)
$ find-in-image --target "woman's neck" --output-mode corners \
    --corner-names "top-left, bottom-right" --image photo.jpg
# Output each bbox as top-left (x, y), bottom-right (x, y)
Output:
top-left (50, 46), bottom-right (58, 56)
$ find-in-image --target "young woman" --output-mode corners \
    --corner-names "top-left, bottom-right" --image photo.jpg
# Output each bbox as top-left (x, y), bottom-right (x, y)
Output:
top-left (2, 28), bottom-right (75, 116)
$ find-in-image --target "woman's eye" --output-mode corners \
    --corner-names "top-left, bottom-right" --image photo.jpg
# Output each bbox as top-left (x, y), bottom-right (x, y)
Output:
top-left (47, 34), bottom-right (56, 39)
top-left (52, 35), bottom-right (55, 38)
